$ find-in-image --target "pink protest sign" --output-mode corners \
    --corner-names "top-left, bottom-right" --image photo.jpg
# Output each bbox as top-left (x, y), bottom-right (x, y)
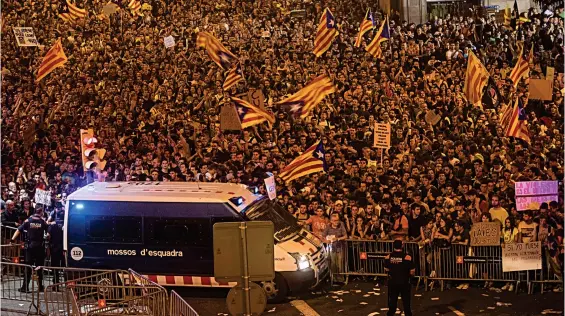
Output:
top-left (514, 181), bottom-right (559, 211)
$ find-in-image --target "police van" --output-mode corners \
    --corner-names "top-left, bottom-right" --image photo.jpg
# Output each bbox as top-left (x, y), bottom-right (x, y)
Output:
top-left (64, 182), bottom-right (328, 301)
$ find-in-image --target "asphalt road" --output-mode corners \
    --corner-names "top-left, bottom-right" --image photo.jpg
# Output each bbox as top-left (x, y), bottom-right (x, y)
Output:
top-left (178, 280), bottom-right (564, 316)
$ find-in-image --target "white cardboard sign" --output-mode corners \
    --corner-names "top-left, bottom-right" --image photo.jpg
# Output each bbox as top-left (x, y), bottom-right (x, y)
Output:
top-left (164, 36), bottom-right (175, 48)
top-left (13, 27), bottom-right (39, 47)
top-left (502, 242), bottom-right (542, 272)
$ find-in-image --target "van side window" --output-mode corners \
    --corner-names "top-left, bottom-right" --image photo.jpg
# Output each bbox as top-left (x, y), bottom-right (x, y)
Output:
top-left (86, 216), bottom-right (142, 243)
top-left (147, 218), bottom-right (210, 246)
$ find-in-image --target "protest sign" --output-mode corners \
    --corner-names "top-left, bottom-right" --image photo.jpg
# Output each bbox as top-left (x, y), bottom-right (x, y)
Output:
top-left (102, 2), bottom-right (119, 16)
top-left (529, 79), bottom-right (552, 100)
top-left (164, 36), bottom-right (175, 48)
top-left (13, 27), bottom-right (39, 47)
top-left (264, 174), bottom-right (276, 200)
top-left (515, 181), bottom-right (559, 211)
top-left (502, 242), bottom-right (542, 272)
top-left (373, 123), bottom-right (391, 149)
top-left (34, 189), bottom-right (51, 206)
top-left (424, 110), bottom-right (442, 125)
top-left (220, 105), bottom-right (242, 130)
top-left (237, 89), bottom-right (266, 110)
top-left (470, 222), bottom-right (500, 246)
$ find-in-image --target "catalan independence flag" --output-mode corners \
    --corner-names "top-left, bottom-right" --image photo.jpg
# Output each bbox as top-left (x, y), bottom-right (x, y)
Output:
top-left (313, 8), bottom-right (338, 57)
top-left (463, 51), bottom-right (489, 106)
top-left (128, 0), bottom-right (143, 16)
top-left (232, 97), bottom-right (275, 129)
top-left (504, 97), bottom-right (530, 144)
top-left (59, 0), bottom-right (87, 22)
top-left (278, 140), bottom-right (327, 183)
top-left (223, 63), bottom-right (244, 91)
top-left (365, 17), bottom-right (390, 59)
top-left (276, 75), bottom-right (335, 118)
top-left (36, 39), bottom-right (68, 82)
top-left (508, 46), bottom-right (529, 87)
top-left (354, 10), bottom-right (375, 47)
top-left (197, 31), bottom-right (238, 70)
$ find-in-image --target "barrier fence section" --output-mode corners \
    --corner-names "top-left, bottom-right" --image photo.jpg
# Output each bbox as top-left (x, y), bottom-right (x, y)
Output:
top-left (327, 239), bottom-right (563, 293)
top-left (170, 290), bottom-right (200, 316)
top-left (428, 244), bottom-right (523, 292)
top-left (331, 240), bottom-right (426, 288)
top-left (0, 261), bottom-right (38, 315)
top-left (529, 247), bottom-right (564, 294)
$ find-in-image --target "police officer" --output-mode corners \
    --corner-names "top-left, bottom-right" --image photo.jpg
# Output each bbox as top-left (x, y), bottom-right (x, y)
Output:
top-left (384, 239), bottom-right (414, 316)
top-left (11, 207), bottom-right (49, 292)
top-left (47, 209), bottom-right (65, 284)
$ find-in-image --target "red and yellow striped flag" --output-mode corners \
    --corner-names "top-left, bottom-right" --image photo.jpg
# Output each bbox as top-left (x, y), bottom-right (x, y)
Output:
top-left (508, 46), bottom-right (530, 87)
top-left (463, 51), bottom-right (489, 106)
top-left (354, 10), bottom-right (374, 47)
top-left (278, 140), bottom-right (327, 183)
top-left (365, 17), bottom-right (390, 59)
top-left (504, 97), bottom-right (530, 144)
top-left (59, 0), bottom-right (87, 22)
top-left (232, 97), bottom-right (275, 129)
top-left (313, 8), bottom-right (339, 57)
top-left (223, 63), bottom-right (244, 91)
top-left (36, 39), bottom-right (68, 82)
top-left (276, 75), bottom-right (335, 118)
top-left (197, 31), bottom-right (238, 70)
top-left (128, 0), bottom-right (143, 16)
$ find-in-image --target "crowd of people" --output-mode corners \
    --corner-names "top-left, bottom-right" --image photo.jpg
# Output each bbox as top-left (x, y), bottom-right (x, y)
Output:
top-left (1, 0), bottom-right (564, 289)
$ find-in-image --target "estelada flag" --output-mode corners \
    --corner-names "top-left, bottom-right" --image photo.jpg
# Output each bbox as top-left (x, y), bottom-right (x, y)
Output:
top-left (36, 39), bottom-right (68, 82)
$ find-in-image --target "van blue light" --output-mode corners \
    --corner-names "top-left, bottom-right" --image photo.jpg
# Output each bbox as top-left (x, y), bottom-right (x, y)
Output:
top-left (76, 203), bottom-right (84, 210)
top-left (229, 196), bottom-right (244, 206)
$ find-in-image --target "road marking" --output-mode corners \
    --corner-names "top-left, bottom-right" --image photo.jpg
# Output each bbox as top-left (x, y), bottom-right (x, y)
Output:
top-left (290, 300), bottom-right (320, 316)
top-left (448, 306), bottom-right (465, 316)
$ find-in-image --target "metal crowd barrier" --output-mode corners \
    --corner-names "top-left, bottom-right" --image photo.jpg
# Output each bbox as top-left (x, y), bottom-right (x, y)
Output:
top-left (331, 239), bottom-right (426, 288)
top-left (528, 248), bottom-right (564, 294)
top-left (427, 244), bottom-right (522, 292)
top-left (169, 290), bottom-right (200, 316)
top-left (44, 269), bottom-right (168, 316)
top-left (0, 262), bottom-right (39, 315)
top-left (327, 239), bottom-right (564, 294)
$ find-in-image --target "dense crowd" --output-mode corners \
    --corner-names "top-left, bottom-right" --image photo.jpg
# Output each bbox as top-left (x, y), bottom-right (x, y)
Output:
top-left (1, 0), bottom-right (564, 285)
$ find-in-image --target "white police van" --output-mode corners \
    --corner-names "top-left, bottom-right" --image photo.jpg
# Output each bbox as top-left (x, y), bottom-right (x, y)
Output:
top-left (64, 182), bottom-right (328, 302)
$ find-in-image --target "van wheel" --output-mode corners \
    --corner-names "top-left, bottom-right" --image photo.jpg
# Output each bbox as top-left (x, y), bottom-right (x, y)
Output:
top-left (262, 273), bottom-right (288, 303)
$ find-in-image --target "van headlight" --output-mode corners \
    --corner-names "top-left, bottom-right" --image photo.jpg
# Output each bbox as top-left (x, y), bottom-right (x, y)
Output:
top-left (290, 253), bottom-right (310, 270)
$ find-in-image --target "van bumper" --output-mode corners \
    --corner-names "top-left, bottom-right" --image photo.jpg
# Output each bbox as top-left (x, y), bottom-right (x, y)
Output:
top-left (279, 268), bottom-right (316, 293)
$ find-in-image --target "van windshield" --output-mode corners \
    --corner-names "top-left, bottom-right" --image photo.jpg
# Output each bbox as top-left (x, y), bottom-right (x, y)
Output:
top-left (243, 198), bottom-right (301, 242)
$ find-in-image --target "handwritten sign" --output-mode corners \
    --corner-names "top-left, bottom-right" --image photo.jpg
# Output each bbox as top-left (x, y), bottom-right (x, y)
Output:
top-left (470, 222), bottom-right (500, 246)
top-left (373, 123), bottom-right (391, 149)
top-left (502, 242), bottom-right (542, 272)
top-left (13, 27), bottom-right (39, 47)
top-left (237, 89), bottom-right (265, 110)
top-left (515, 181), bottom-right (559, 211)
top-left (34, 189), bottom-right (51, 206)
top-left (164, 36), bottom-right (175, 48)
top-left (425, 110), bottom-right (442, 125)
top-left (220, 105), bottom-right (242, 131)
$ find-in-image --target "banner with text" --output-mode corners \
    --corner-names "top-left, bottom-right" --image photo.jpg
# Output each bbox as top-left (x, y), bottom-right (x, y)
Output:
top-left (470, 222), bottom-right (500, 246)
top-left (373, 123), bottom-right (391, 149)
top-left (515, 181), bottom-right (559, 211)
top-left (34, 189), bottom-right (51, 206)
top-left (13, 27), bottom-right (39, 47)
top-left (502, 242), bottom-right (542, 272)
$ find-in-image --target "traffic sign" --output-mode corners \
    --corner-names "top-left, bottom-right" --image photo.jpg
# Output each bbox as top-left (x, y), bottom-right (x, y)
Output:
top-left (226, 282), bottom-right (267, 316)
top-left (213, 222), bottom-right (275, 282)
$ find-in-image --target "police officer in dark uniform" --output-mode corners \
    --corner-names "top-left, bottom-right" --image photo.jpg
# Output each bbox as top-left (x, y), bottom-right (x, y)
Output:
top-left (11, 207), bottom-right (49, 292)
top-left (384, 239), bottom-right (414, 316)
top-left (47, 209), bottom-right (65, 284)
